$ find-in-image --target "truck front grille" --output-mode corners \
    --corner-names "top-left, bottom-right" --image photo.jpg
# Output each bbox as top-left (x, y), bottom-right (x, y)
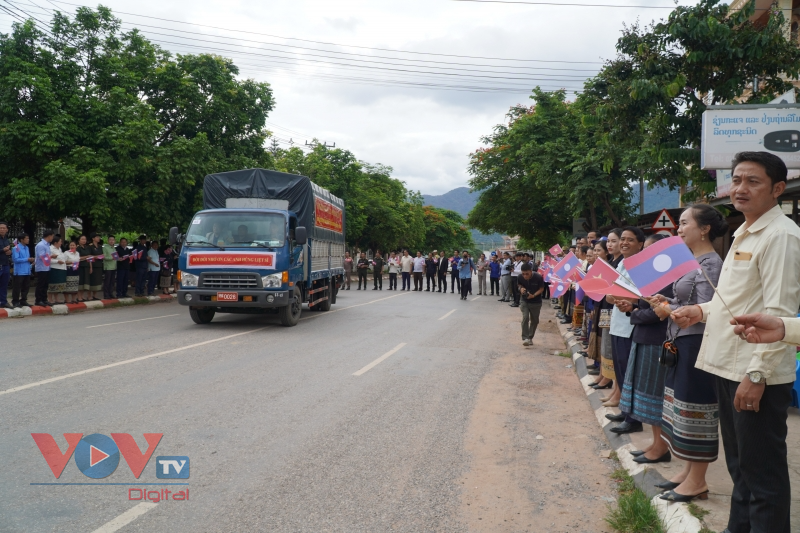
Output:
top-left (200, 273), bottom-right (259, 290)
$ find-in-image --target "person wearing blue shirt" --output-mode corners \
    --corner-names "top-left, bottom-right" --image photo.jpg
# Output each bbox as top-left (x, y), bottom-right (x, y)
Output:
top-left (33, 230), bottom-right (55, 307)
top-left (11, 233), bottom-right (34, 307)
top-left (488, 255), bottom-right (501, 296)
top-left (457, 252), bottom-right (475, 300)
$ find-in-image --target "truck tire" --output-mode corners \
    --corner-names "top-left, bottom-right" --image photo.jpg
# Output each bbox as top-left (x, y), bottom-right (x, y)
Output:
top-left (318, 281), bottom-right (332, 312)
top-left (330, 280), bottom-right (338, 305)
top-left (280, 286), bottom-right (302, 326)
top-left (190, 307), bottom-right (215, 324)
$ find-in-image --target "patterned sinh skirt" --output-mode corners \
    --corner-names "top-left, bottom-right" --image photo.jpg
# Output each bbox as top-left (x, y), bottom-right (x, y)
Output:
top-left (620, 342), bottom-right (668, 426)
top-left (572, 304), bottom-right (584, 328)
top-left (660, 334), bottom-right (719, 462)
top-left (600, 327), bottom-right (615, 380)
top-left (48, 268), bottom-right (67, 292)
top-left (65, 273), bottom-right (79, 294)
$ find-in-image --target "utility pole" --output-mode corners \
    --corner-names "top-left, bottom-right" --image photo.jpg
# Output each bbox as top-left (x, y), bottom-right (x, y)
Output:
top-left (639, 178), bottom-right (645, 215)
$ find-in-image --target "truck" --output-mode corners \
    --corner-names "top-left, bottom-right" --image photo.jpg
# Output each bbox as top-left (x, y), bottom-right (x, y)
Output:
top-left (170, 168), bottom-right (345, 326)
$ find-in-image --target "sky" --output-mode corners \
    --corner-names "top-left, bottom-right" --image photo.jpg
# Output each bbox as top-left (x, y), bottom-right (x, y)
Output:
top-left (0, 0), bottom-right (696, 195)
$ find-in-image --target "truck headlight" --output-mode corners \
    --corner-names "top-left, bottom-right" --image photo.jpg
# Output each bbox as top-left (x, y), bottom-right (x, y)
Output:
top-left (182, 273), bottom-right (199, 288)
top-left (261, 273), bottom-right (282, 288)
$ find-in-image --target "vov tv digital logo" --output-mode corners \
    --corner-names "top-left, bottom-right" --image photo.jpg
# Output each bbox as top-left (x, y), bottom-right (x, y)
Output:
top-left (32, 433), bottom-right (189, 479)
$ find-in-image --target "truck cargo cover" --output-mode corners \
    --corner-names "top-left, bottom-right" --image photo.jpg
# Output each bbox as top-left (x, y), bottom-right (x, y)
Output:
top-left (203, 169), bottom-right (345, 243)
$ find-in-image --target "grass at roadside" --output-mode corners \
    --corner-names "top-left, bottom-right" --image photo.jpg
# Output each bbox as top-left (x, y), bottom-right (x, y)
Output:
top-left (606, 466), bottom-right (666, 533)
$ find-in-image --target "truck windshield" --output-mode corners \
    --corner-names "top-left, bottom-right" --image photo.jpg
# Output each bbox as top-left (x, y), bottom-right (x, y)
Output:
top-left (186, 212), bottom-right (286, 248)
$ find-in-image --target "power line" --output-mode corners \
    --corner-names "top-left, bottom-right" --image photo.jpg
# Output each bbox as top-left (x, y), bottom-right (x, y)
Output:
top-left (451, 0), bottom-right (676, 7)
top-left (36, 0), bottom-right (605, 64)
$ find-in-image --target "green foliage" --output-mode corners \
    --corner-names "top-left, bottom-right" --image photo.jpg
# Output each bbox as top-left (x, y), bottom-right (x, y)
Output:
top-left (606, 467), bottom-right (665, 533)
top-left (421, 206), bottom-right (473, 254)
top-left (0, 7), bottom-right (275, 235)
top-left (469, 0), bottom-right (800, 243)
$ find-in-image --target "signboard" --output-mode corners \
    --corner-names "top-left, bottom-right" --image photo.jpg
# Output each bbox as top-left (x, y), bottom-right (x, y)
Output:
top-left (572, 218), bottom-right (587, 238)
top-left (187, 252), bottom-right (276, 269)
top-left (701, 105), bottom-right (800, 169)
top-left (314, 197), bottom-right (343, 233)
top-left (651, 209), bottom-right (676, 231)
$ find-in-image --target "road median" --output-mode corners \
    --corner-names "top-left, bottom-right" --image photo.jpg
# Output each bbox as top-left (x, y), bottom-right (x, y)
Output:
top-left (0, 294), bottom-right (177, 320)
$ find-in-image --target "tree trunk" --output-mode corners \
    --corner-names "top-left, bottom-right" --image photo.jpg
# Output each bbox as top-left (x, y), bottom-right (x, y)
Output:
top-left (81, 216), bottom-right (96, 239)
top-left (588, 201), bottom-right (598, 231)
top-left (600, 194), bottom-right (624, 228)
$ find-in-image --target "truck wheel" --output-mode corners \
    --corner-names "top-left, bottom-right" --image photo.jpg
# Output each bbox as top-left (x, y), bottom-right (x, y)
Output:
top-left (318, 281), bottom-right (332, 312)
top-left (330, 280), bottom-right (338, 305)
top-left (190, 307), bottom-right (215, 324)
top-left (279, 286), bottom-right (302, 326)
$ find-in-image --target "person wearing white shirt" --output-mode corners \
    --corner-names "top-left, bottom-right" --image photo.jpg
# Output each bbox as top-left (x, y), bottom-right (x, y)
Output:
top-left (399, 250), bottom-right (413, 291)
top-left (499, 252), bottom-right (513, 302)
top-left (387, 252), bottom-right (400, 290)
top-left (47, 235), bottom-right (68, 304)
top-left (510, 253), bottom-right (523, 307)
top-left (63, 241), bottom-right (80, 304)
top-left (412, 251), bottom-right (426, 291)
top-left (672, 152), bottom-right (800, 529)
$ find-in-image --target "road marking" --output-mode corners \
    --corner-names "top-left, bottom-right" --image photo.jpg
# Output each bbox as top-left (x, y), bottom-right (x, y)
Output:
top-left (90, 502), bottom-right (157, 533)
top-left (470, 296), bottom-right (481, 301)
top-left (86, 314), bottom-right (180, 329)
top-left (353, 343), bottom-right (407, 376)
top-left (300, 292), bottom-right (409, 321)
top-left (438, 309), bottom-right (456, 321)
top-left (0, 327), bottom-right (271, 397)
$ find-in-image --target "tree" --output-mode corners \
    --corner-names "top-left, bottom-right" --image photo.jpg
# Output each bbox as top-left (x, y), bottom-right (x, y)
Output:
top-left (0, 7), bottom-right (275, 235)
top-left (421, 206), bottom-right (473, 253)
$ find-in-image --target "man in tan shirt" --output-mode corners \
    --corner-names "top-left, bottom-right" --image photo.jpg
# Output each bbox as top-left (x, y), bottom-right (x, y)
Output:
top-left (672, 152), bottom-right (800, 533)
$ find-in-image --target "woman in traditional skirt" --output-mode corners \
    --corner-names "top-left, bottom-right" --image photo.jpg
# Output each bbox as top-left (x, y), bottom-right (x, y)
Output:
top-left (87, 233), bottom-right (104, 300)
top-left (649, 204), bottom-right (726, 503)
top-left (586, 240), bottom-right (608, 378)
top-left (620, 234), bottom-right (673, 463)
top-left (63, 240), bottom-right (80, 304)
top-left (47, 235), bottom-right (67, 304)
top-left (77, 235), bottom-right (91, 302)
top-left (605, 227), bottom-right (645, 428)
top-left (598, 229), bottom-right (624, 405)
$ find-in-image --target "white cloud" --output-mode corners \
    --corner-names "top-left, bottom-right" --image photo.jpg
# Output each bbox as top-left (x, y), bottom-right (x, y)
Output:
top-left (1, 0), bottom-right (689, 195)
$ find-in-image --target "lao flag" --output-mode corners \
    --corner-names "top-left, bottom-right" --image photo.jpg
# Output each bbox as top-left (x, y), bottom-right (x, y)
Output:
top-left (549, 244), bottom-right (563, 256)
top-left (71, 261), bottom-right (79, 271)
top-left (553, 252), bottom-right (581, 281)
top-left (41, 253), bottom-right (51, 267)
top-left (624, 236), bottom-right (700, 297)
top-left (112, 252), bottom-right (120, 260)
top-left (550, 277), bottom-right (569, 298)
top-left (96, 255), bottom-right (104, 260)
top-left (575, 284), bottom-right (585, 305)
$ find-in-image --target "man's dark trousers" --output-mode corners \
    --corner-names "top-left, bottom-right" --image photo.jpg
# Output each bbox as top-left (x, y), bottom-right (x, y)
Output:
top-left (426, 273), bottom-right (435, 290)
top-left (438, 273), bottom-right (448, 292)
top-left (373, 273), bottom-right (382, 290)
top-left (0, 264), bottom-right (9, 306)
top-left (520, 300), bottom-right (541, 340)
top-left (12, 275), bottom-right (30, 305)
top-left (147, 271), bottom-right (159, 295)
top-left (388, 273), bottom-right (397, 289)
top-left (511, 276), bottom-right (520, 304)
top-left (358, 270), bottom-right (368, 289)
top-left (116, 268), bottom-right (129, 298)
top-left (450, 271), bottom-right (460, 293)
top-left (34, 270), bottom-right (49, 303)
top-left (413, 272), bottom-right (423, 290)
top-left (401, 272), bottom-right (410, 290)
top-left (490, 277), bottom-right (499, 296)
top-left (715, 376), bottom-right (793, 533)
top-left (103, 270), bottom-right (116, 299)
top-left (135, 263), bottom-right (148, 296)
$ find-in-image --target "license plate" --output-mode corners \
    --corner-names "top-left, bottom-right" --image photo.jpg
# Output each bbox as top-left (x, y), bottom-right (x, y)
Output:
top-left (216, 292), bottom-right (238, 302)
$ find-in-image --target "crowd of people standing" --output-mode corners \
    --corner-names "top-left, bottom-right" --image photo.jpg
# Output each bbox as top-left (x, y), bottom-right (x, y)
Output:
top-left (0, 227), bottom-right (179, 309)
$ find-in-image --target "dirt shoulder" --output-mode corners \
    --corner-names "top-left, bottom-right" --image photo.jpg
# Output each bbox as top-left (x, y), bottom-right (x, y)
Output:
top-left (460, 305), bottom-right (616, 533)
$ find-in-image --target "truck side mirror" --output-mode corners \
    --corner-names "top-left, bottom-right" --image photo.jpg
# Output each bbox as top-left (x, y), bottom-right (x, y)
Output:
top-left (169, 226), bottom-right (180, 245)
top-left (295, 226), bottom-right (307, 246)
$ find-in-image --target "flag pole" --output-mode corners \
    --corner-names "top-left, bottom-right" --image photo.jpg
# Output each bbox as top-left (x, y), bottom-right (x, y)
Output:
top-left (698, 266), bottom-right (747, 340)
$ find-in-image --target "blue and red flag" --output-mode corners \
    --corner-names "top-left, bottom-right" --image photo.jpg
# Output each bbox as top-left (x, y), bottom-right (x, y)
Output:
top-left (41, 253), bottom-right (51, 267)
top-left (624, 236), bottom-right (700, 297)
top-left (553, 251), bottom-right (581, 281)
top-left (575, 284), bottom-right (585, 305)
top-left (550, 277), bottom-right (569, 298)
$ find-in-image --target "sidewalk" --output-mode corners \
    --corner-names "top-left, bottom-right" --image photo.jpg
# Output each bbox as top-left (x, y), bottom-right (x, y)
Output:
top-left (553, 301), bottom-right (800, 533)
top-left (0, 294), bottom-right (176, 319)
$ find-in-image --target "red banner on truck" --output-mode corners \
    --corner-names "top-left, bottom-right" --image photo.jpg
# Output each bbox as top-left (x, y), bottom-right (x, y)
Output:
top-left (187, 252), bottom-right (276, 268)
top-left (315, 197), bottom-right (343, 233)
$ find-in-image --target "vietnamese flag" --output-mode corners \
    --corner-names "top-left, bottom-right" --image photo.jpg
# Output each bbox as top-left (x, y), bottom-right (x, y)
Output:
top-left (586, 258), bottom-right (619, 284)
top-left (549, 244), bottom-right (563, 256)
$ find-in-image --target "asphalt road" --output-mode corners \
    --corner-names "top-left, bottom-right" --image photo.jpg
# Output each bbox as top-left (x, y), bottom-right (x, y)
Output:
top-left (0, 283), bottom-right (522, 532)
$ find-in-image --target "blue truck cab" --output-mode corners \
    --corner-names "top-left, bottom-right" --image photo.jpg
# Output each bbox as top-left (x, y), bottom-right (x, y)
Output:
top-left (170, 169), bottom-right (345, 326)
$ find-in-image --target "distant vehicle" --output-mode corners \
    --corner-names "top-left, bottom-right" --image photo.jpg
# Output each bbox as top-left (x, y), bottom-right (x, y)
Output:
top-left (170, 169), bottom-right (345, 326)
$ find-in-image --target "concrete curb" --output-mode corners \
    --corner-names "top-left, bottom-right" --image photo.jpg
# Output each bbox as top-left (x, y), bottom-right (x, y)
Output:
top-left (0, 294), bottom-right (177, 320)
top-left (552, 303), bottom-right (703, 533)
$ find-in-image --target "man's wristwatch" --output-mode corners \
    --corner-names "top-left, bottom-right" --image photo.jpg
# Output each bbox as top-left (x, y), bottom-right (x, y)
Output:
top-left (747, 371), bottom-right (765, 384)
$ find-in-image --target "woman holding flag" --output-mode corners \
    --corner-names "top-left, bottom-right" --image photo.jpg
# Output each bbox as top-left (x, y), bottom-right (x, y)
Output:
top-left (76, 235), bottom-right (91, 302)
top-left (646, 204), bottom-right (726, 502)
top-left (47, 235), bottom-right (67, 304)
top-left (87, 233), bottom-right (104, 300)
top-left (598, 229), bottom-right (623, 405)
top-left (63, 240), bottom-right (80, 304)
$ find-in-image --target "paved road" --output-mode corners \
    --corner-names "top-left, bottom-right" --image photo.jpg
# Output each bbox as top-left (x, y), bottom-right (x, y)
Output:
top-left (1, 285), bottom-right (530, 532)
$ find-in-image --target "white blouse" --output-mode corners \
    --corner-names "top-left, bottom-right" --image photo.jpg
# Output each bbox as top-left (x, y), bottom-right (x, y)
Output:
top-left (63, 250), bottom-right (80, 273)
top-left (50, 245), bottom-right (68, 270)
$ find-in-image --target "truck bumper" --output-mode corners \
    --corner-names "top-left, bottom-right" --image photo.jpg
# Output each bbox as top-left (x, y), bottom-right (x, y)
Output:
top-left (177, 289), bottom-right (290, 308)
